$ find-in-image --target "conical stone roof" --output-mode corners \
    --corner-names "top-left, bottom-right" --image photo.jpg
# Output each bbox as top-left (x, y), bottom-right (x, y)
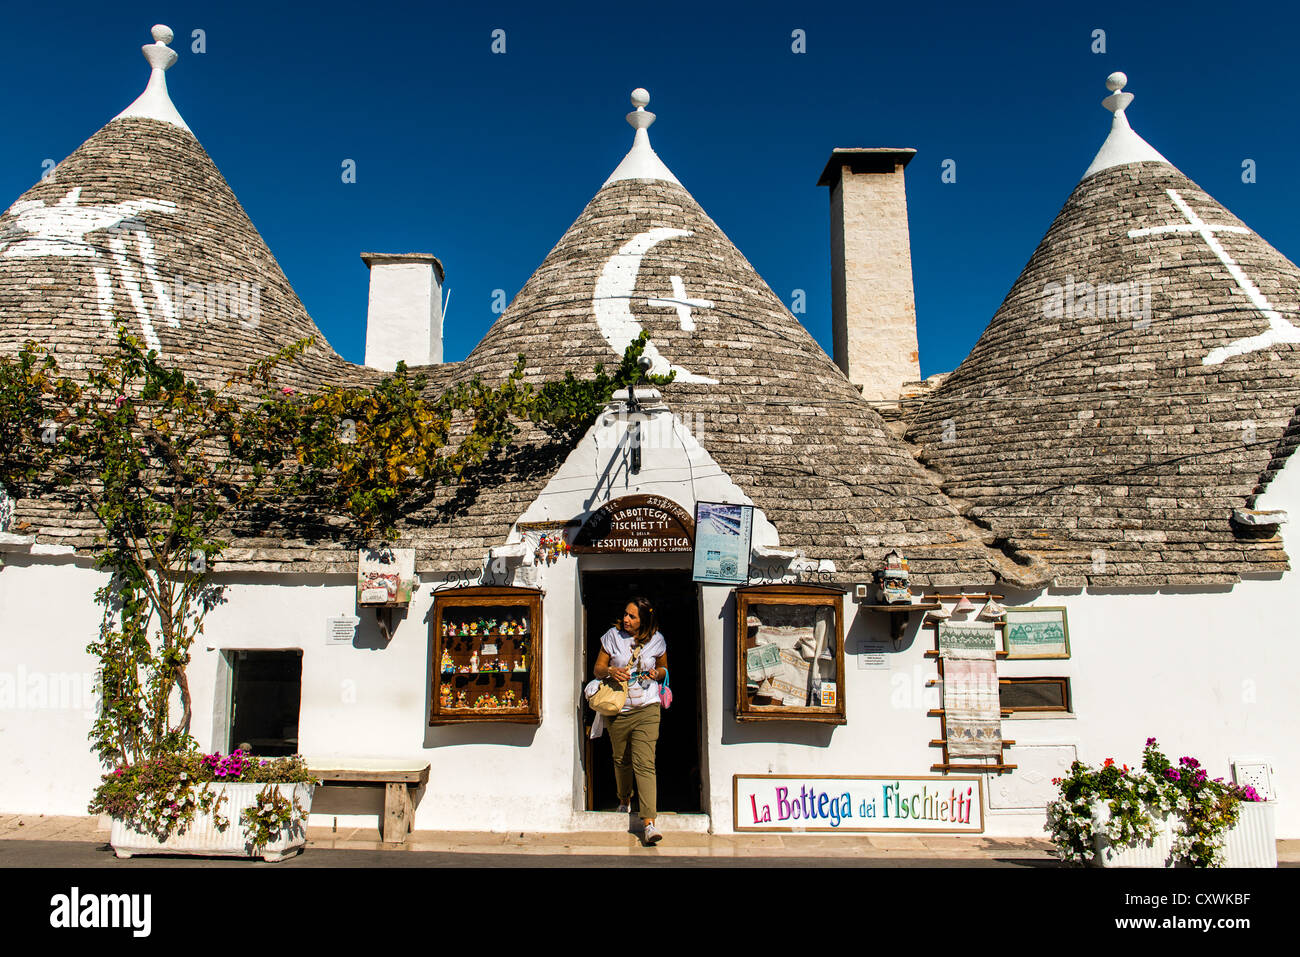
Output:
top-left (0, 28), bottom-right (363, 389)
top-left (907, 75), bottom-right (1300, 587)
top-left (461, 93), bottom-right (1010, 586)
top-left (0, 27), bottom-right (392, 570)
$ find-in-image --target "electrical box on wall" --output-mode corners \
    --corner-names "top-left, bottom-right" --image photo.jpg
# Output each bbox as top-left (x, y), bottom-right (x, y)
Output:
top-left (1231, 757), bottom-right (1277, 801)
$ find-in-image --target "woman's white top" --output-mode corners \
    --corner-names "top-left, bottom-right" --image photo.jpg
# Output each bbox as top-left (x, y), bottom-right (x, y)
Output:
top-left (600, 627), bottom-right (667, 712)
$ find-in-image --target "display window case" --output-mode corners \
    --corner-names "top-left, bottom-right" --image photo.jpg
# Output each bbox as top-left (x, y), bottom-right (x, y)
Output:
top-left (735, 584), bottom-right (846, 724)
top-left (430, 586), bottom-right (542, 724)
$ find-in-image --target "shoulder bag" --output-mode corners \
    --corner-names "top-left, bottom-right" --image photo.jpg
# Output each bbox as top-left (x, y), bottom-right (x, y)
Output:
top-left (586, 675), bottom-right (628, 715)
top-left (585, 637), bottom-right (639, 716)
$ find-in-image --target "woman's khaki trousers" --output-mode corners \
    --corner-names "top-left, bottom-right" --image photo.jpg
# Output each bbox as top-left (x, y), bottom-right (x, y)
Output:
top-left (607, 704), bottom-right (660, 820)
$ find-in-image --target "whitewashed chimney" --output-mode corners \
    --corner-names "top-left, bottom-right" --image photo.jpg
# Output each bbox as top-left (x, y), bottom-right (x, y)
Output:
top-left (361, 252), bottom-right (445, 370)
top-left (818, 148), bottom-right (920, 402)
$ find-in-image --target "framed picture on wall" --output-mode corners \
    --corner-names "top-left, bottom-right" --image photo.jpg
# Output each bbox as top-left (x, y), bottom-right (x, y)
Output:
top-left (1003, 606), bottom-right (1071, 659)
top-left (692, 501), bottom-right (753, 585)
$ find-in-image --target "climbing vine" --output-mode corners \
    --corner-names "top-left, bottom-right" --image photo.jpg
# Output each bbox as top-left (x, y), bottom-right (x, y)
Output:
top-left (0, 326), bottom-right (670, 772)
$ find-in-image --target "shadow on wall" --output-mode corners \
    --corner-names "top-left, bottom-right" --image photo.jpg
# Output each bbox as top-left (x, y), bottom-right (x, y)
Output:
top-left (422, 723), bottom-right (540, 749)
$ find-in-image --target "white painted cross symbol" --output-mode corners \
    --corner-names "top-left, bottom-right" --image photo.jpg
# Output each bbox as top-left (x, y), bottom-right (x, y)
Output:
top-left (646, 275), bottom-right (713, 331)
top-left (1128, 188), bottom-right (1300, 365)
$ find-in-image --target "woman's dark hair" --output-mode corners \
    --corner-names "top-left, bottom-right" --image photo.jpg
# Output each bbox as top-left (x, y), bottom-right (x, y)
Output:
top-left (619, 596), bottom-right (657, 643)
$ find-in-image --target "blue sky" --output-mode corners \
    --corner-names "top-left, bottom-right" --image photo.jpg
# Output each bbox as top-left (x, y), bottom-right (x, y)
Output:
top-left (3, 1), bottom-right (1297, 377)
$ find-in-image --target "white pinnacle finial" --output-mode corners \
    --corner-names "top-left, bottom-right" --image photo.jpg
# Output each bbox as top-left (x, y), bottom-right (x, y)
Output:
top-left (1082, 70), bottom-right (1170, 179)
top-left (1102, 71), bottom-right (1134, 115)
top-left (113, 24), bottom-right (192, 133)
top-left (604, 87), bottom-right (680, 186)
top-left (627, 88), bottom-right (656, 130)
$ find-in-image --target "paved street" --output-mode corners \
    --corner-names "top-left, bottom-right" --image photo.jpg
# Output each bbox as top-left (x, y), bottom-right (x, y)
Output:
top-left (4, 815), bottom-right (1295, 868)
top-left (0, 838), bottom-right (1063, 868)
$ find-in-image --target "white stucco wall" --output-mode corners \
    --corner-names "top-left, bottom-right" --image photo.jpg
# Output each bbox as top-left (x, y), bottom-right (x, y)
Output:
top-left (0, 557), bottom-right (106, 814)
top-left (1, 412), bottom-right (1296, 838)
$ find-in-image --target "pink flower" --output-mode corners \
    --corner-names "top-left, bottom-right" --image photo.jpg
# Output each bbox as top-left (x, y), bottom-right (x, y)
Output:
top-left (281, 387), bottom-right (296, 396)
top-left (115, 395), bottom-right (127, 407)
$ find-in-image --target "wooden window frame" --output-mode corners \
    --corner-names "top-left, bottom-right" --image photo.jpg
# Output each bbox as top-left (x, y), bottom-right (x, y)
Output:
top-left (735, 584), bottom-right (847, 725)
top-left (429, 585), bottom-right (543, 725)
top-left (998, 676), bottom-right (1071, 714)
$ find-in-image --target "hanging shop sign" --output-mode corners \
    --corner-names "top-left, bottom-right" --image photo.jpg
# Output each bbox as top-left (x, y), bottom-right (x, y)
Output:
top-left (692, 501), bottom-right (753, 585)
top-left (733, 774), bottom-right (984, 833)
top-left (570, 495), bottom-right (695, 553)
top-left (356, 547), bottom-right (417, 606)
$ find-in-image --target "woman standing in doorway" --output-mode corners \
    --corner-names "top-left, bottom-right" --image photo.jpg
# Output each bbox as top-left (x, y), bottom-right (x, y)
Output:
top-left (593, 596), bottom-right (668, 845)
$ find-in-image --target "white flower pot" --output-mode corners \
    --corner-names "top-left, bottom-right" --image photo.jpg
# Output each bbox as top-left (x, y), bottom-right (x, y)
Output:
top-left (110, 782), bottom-right (313, 863)
top-left (1090, 802), bottom-right (1177, 868)
top-left (1223, 801), bottom-right (1277, 868)
top-left (1090, 800), bottom-right (1276, 868)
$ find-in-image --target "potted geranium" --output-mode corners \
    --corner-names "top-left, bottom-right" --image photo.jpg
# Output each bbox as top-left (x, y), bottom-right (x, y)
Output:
top-left (1045, 738), bottom-right (1272, 868)
top-left (92, 750), bottom-right (316, 862)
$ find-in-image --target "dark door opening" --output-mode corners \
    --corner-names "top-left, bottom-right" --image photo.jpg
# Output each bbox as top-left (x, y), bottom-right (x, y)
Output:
top-left (228, 649), bottom-right (302, 757)
top-left (581, 570), bottom-right (701, 813)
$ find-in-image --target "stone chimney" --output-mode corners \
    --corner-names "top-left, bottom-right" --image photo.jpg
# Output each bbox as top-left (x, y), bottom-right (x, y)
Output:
top-left (817, 148), bottom-right (920, 402)
top-left (361, 253), bottom-right (445, 370)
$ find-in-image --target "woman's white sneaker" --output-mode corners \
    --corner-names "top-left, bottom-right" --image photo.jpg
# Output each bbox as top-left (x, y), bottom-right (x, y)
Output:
top-left (642, 822), bottom-right (663, 845)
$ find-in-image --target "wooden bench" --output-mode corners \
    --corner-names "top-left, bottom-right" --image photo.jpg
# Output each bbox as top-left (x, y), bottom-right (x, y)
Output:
top-left (306, 757), bottom-right (431, 844)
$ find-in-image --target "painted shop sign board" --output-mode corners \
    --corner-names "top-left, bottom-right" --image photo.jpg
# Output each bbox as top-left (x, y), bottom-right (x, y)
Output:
top-left (692, 501), bottom-right (753, 585)
top-left (734, 774), bottom-right (984, 833)
top-left (356, 547), bottom-right (416, 606)
top-left (1003, 606), bottom-right (1071, 659)
top-left (570, 495), bottom-right (695, 553)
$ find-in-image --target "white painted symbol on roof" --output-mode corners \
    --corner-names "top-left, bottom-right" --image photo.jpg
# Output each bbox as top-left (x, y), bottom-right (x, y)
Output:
top-left (1127, 188), bottom-right (1300, 365)
top-left (646, 275), bottom-right (712, 332)
top-left (0, 187), bottom-right (178, 353)
top-left (593, 227), bottom-right (718, 384)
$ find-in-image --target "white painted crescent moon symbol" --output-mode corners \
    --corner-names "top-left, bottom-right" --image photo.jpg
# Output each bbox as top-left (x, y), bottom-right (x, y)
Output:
top-left (593, 227), bottom-right (718, 384)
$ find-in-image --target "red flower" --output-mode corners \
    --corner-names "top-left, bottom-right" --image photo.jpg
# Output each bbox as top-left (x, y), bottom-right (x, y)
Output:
top-left (1103, 758), bottom-right (1115, 768)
